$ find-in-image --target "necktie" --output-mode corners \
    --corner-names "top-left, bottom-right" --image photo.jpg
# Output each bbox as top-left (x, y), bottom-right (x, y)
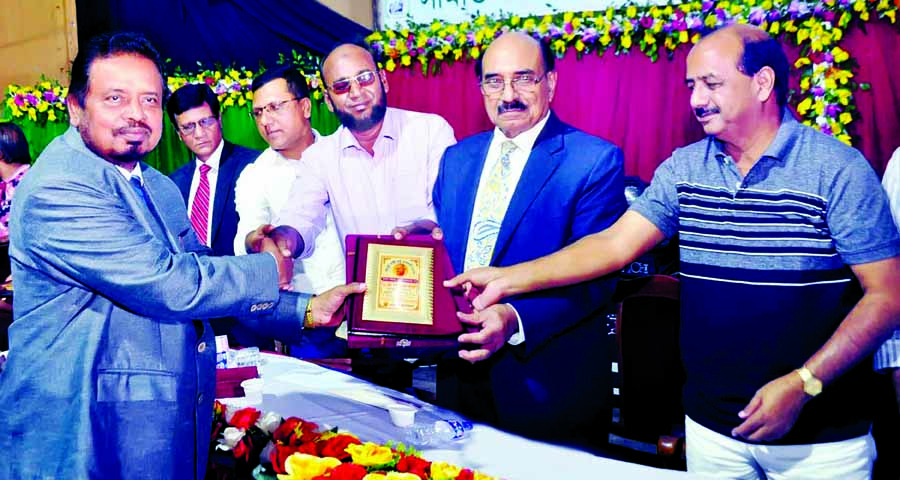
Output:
top-left (190, 163), bottom-right (211, 246)
top-left (465, 141), bottom-right (518, 271)
top-left (129, 176), bottom-right (149, 206)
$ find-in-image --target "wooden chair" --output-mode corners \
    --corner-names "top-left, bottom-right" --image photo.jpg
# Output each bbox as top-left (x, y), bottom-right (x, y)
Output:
top-left (609, 275), bottom-right (685, 466)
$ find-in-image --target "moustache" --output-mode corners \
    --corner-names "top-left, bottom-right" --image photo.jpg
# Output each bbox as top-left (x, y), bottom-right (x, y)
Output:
top-left (498, 100), bottom-right (528, 114)
top-left (113, 122), bottom-right (152, 137)
top-left (694, 106), bottom-right (721, 118)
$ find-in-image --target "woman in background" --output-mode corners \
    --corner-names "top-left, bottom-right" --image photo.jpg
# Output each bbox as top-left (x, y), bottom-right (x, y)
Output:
top-left (0, 122), bottom-right (31, 243)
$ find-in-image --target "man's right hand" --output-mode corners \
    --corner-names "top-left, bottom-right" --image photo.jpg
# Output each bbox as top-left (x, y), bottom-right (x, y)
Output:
top-left (245, 224), bottom-right (303, 258)
top-left (257, 235), bottom-right (293, 290)
top-left (444, 266), bottom-right (516, 310)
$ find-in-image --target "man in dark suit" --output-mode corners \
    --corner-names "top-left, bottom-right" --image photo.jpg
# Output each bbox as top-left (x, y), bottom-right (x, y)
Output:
top-left (396, 32), bottom-right (627, 448)
top-left (167, 83), bottom-right (259, 256)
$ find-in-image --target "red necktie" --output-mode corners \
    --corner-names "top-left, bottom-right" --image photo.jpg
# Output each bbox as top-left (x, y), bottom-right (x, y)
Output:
top-left (190, 163), bottom-right (211, 246)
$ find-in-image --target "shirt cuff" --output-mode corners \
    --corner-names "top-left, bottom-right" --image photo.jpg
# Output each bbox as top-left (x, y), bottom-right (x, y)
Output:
top-left (874, 329), bottom-right (900, 371)
top-left (505, 303), bottom-right (526, 346)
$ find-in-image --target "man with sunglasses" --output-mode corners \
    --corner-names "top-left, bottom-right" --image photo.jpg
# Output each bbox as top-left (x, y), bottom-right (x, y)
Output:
top-left (249, 41), bottom-right (455, 283)
top-left (394, 32), bottom-right (627, 449)
top-left (168, 83), bottom-right (260, 257)
top-left (233, 65), bottom-right (347, 357)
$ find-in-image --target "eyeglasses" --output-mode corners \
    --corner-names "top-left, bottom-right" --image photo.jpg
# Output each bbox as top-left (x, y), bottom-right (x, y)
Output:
top-left (328, 70), bottom-right (378, 95)
top-left (480, 73), bottom-right (546, 96)
top-left (178, 116), bottom-right (218, 135)
top-left (250, 98), bottom-right (299, 120)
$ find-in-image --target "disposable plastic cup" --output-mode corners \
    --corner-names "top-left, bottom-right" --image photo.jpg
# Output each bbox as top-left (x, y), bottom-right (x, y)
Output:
top-left (240, 378), bottom-right (264, 405)
top-left (387, 403), bottom-right (418, 427)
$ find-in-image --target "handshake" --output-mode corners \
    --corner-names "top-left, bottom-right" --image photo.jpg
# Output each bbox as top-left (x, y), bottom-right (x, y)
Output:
top-left (245, 224), bottom-right (365, 328)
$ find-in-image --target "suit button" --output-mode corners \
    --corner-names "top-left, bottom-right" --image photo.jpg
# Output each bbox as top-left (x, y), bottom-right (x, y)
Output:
top-left (197, 342), bottom-right (207, 353)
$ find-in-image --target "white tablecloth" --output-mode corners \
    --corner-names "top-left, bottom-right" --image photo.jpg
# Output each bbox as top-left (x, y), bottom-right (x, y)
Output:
top-left (221, 352), bottom-right (695, 480)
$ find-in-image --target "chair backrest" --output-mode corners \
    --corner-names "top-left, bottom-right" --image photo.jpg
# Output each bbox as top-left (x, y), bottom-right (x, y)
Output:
top-left (614, 275), bottom-right (684, 444)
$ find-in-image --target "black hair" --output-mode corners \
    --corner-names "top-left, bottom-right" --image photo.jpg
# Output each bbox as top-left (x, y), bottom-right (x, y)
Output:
top-left (474, 35), bottom-right (556, 79)
top-left (737, 36), bottom-right (790, 108)
top-left (165, 83), bottom-right (220, 127)
top-left (68, 32), bottom-right (167, 108)
top-left (0, 123), bottom-right (31, 165)
top-left (251, 64), bottom-right (310, 100)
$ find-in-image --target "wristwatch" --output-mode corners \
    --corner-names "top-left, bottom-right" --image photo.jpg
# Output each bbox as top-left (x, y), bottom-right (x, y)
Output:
top-left (796, 366), bottom-right (823, 397)
top-left (303, 295), bottom-right (316, 329)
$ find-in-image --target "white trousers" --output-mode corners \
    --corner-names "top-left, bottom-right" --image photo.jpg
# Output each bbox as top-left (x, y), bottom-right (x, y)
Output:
top-left (685, 416), bottom-right (876, 480)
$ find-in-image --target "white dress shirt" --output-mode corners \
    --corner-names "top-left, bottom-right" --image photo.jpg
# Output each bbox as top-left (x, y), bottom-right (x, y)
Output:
top-left (466, 113), bottom-right (551, 346)
top-left (233, 138), bottom-right (345, 294)
top-left (185, 140), bottom-right (224, 246)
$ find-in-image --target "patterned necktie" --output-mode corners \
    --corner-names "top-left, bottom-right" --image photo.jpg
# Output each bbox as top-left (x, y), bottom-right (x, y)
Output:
top-left (190, 163), bottom-right (211, 246)
top-left (465, 140), bottom-right (518, 271)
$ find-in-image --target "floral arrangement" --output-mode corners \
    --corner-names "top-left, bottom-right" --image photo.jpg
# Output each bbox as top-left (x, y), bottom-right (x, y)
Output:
top-left (209, 401), bottom-right (495, 480)
top-left (4, 80), bottom-right (67, 124)
top-left (366, 0), bottom-right (900, 145)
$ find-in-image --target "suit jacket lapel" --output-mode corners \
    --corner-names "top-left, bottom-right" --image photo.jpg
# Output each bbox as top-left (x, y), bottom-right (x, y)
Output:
top-left (452, 135), bottom-right (492, 270)
top-left (141, 167), bottom-right (180, 251)
top-left (209, 142), bottom-right (236, 247)
top-left (491, 114), bottom-right (565, 264)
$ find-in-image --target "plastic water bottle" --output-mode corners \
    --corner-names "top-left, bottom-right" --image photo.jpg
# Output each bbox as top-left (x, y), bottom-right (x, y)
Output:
top-left (403, 418), bottom-right (473, 447)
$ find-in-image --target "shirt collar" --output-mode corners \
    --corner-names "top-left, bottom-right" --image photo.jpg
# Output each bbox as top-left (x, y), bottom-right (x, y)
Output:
top-left (338, 107), bottom-right (397, 151)
top-left (115, 163), bottom-right (144, 184)
top-left (492, 111), bottom-right (551, 154)
top-left (713, 108), bottom-right (798, 163)
top-left (196, 140), bottom-right (225, 170)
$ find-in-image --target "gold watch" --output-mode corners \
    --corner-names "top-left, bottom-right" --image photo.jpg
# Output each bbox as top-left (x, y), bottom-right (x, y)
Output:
top-left (303, 295), bottom-right (316, 329)
top-left (796, 366), bottom-right (823, 397)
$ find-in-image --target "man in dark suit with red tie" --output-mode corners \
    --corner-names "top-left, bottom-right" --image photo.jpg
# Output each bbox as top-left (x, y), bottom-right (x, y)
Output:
top-left (168, 83), bottom-right (260, 256)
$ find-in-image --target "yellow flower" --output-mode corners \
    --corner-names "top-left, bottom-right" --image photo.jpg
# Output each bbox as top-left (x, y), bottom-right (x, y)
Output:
top-left (361, 473), bottom-right (421, 480)
top-left (797, 97), bottom-right (813, 115)
top-left (27, 109), bottom-right (36, 122)
top-left (563, 11), bottom-right (574, 23)
top-left (837, 133), bottom-right (852, 145)
top-left (48, 110), bottom-right (57, 122)
top-left (40, 81), bottom-right (52, 90)
top-left (368, 32), bottom-right (383, 42)
top-left (276, 453), bottom-right (341, 480)
top-left (679, 30), bottom-right (689, 44)
top-left (430, 461), bottom-right (463, 480)
top-left (794, 57), bottom-right (811, 68)
top-left (885, 9), bottom-right (896, 23)
top-left (470, 46), bottom-right (481, 59)
top-left (510, 15), bottom-right (520, 26)
top-left (644, 30), bottom-right (656, 45)
top-left (385, 58), bottom-right (396, 72)
top-left (831, 46), bottom-right (850, 63)
top-left (223, 97), bottom-right (234, 107)
top-left (523, 18), bottom-right (536, 30)
top-left (800, 76), bottom-right (811, 90)
top-left (600, 33), bottom-right (612, 46)
top-left (839, 112), bottom-right (853, 125)
top-left (229, 69), bottom-right (240, 80)
top-left (347, 442), bottom-right (395, 467)
top-left (796, 28), bottom-right (809, 44)
top-left (621, 34), bottom-right (632, 49)
top-left (770, 21), bottom-right (781, 35)
top-left (626, 6), bottom-right (637, 17)
top-left (401, 55), bottom-right (411, 66)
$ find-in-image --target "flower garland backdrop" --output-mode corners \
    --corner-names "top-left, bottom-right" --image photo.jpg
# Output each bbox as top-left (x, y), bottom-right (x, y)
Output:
top-left (2, 0), bottom-right (899, 174)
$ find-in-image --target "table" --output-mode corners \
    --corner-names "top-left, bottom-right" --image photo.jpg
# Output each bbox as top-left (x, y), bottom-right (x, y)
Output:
top-left (221, 352), bottom-right (695, 480)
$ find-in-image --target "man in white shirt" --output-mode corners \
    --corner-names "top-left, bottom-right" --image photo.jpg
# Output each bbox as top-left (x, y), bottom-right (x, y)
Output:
top-left (234, 65), bottom-right (345, 295)
top-left (234, 65), bottom-right (346, 357)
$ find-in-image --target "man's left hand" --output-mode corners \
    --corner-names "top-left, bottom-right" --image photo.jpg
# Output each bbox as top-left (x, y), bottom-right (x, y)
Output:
top-left (308, 283), bottom-right (367, 327)
top-left (731, 371), bottom-right (810, 442)
top-left (456, 304), bottom-right (519, 363)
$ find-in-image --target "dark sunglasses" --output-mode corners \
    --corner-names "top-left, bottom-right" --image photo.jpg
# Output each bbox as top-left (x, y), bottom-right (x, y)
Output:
top-left (328, 70), bottom-right (378, 95)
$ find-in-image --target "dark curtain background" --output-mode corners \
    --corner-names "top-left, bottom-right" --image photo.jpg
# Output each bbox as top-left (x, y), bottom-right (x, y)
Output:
top-left (387, 21), bottom-right (900, 180)
top-left (75, 0), bottom-right (371, 71)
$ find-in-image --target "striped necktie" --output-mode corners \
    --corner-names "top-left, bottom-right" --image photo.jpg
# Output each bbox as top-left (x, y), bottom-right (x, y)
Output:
top-left (190, 163), bottom-right (211, 246)
top-left (464, 140), bottom-right (518, 271)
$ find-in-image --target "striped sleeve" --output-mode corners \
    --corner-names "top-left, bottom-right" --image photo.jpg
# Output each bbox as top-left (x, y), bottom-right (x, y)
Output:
top-left (874, 329), bottom-right (900, 371)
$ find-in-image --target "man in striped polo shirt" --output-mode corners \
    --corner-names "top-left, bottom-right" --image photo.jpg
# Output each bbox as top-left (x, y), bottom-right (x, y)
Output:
top-left (447, 24), bottom-right (900, 478)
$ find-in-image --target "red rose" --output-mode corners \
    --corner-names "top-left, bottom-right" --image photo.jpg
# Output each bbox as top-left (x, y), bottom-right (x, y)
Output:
top-left (318, 434), bottom-right (361, 460)
top-left (325, 463), bottom-right (368, 480)
top-left (229, 407), bottom-right (261, 430)
top-left (233, 436), bottom-right (253, 462)
top-left (456, 469), bottom-right (475, 480)
top-left (396, 454), bottom-right (431, 478)
top-left (270, 444), bottom-right (302, 474)
top-left (273, 417), bottom-right (321, 446)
